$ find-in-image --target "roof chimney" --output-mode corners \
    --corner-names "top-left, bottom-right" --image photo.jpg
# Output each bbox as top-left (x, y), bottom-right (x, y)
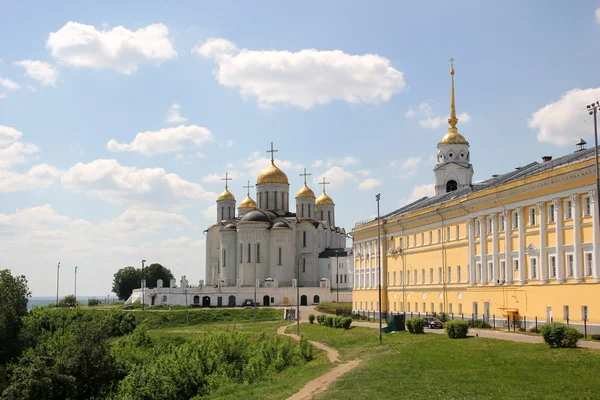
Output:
top-left (542, 155), bottom-right (552, 162)
top-left (575, 138), bottom-right (587, 152)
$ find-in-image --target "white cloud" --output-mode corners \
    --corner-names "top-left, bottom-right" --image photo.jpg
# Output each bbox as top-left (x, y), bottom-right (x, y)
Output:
top-left (312, 159), bottom-right (323, 168)
top-left (406, 101), bottom-right (470, 129)
top-left (0, 93), bottom-right (7, 99)
top-left (241, 152), bottom-right (303, 178)
top-left (596, 8), bottom-right (600, 23)
top-left (358, 178), bottom-right (382, 191)
top-left (314, 166), bottom-right (355, 189)
top-left (325, 155), bottom-right (360, 168)
top-left (201, 173), bottom-right (233, 183)
top-left (529, 87), bottom-right (600, 147)
top-left (107, 125), bottom-right (212, 155)
top-left (0, 164), bottom-right (61, 192)
top-left (389, 156), bottom-right (422, 179)
top-left (202, 204), bottom-right (217, 218)
top-left (227, 139), bottom-right (233, 148)
top-left (0, 77), bottom-right (20, 91)
top-left (357, 169), bottom-right (372, 177)
top-left (166, 103), bottom-right (187, 124)
top-left (0, 125), bottom-right (23, 146)
top-left (0, 142), bottom-right (40, 169)
top-left (194, 38), bottom-right (405, 109)
top-left (47, 22), bottom-right (177, 74)
top-left (399, 183), bottom-right (435, 206)
top-left (175, 153), bottom-right (184, 161)
top-left (15, 60), bottom-right (58, 86)
top-left (61, 159), bottom-right (216, 205)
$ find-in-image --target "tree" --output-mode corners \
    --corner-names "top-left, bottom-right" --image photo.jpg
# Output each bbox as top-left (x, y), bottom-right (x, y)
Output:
top-left (144, 263), bottom-right (174, 289)
top-left (112, 266), bottom-right (141, 301)
top-left (58, 295), bottom-right (77, 307)
top-left (0, 269), bottom-right (30, 365)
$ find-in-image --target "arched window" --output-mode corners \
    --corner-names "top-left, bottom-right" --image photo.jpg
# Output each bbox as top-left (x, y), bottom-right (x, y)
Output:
top-left (328, 210), bottom-right (331, 224)
top-left (321, 211), bottom-right (324, 220)
top-left (221, 207), bottom-right (224, 221)
top-left (301, 204), bottom-right (305, 218)
top-left (303, 231), bottom-right (307, 247)
top-left (308, 206), bottom-right (311, 218)
top-left (265, 191), bottom-right (269, 209)
top-left (247, 243), bottom-right (251, 263)
top-left (274, 191), bottom-right (278, 209)
top-left (446, 180), bottom-right (458, 192)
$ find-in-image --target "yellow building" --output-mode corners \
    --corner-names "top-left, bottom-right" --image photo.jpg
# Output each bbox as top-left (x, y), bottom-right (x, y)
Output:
top-left (351, 66), bottom-right (600, 329)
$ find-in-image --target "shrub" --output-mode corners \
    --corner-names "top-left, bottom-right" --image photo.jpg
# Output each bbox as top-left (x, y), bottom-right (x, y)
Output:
top-left (540, 323), bottom-right (580, 348)
top-left (468, 319), bottom-right (492, 329)
top-left (325, 316), bottom-right (334, 327)
top-left (405, 318), bottom-right (425, 334)
top-left (340, 317), bottom-right (352, 330)
top-left (333, 316), bottom-right (343, 328)
top-left (445, 320), bottom-right (469, 338)
top-left (436, 312), bottom-right (449, 323)
top-left (308, 314), bottom-right (315, 324)
top-left (591, 334), bottom-right (600, 341)
top-left (316, 315), bottom-right (324, 325)
top-left (299, 335), bottom-right (313, 361)
top-left (88, 298), bottom-right (102, 307)
top-left (315, 302), bottom-right (352, 315)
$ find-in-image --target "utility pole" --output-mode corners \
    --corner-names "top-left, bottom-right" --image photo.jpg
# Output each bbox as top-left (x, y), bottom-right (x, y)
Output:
top-left (185, 288), bottom-right (189, 325)
top-left (336, 254), bottom-right (339, 303)
top-left (254, 244), bottom-right (257, 323)
top-left (74, 266), bottom-right (77, 305)
top-left (587, 102), bottom-right (600, 236)
top-left (376, 194), bottom-right (382, 345)
top-left (141, 259), bottom-right (146, 311)
top-left (56, 262), bottom-right (60, 307)
top-left (297, 259), bottom-right (300, 335)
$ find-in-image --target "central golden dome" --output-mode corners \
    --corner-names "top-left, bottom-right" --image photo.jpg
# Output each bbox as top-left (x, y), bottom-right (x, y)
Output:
top-left (257, 161), bottom-right (289, 185)
top-left (296, 184), bottom-right (315, 198)
top-left (239, 195), bottom-right (257, 208)
top-left (439, 128), bottom-right (469, 145)
top-left (316, 192), bottom-right (334, 205)
top-left (217, 188), bottom-right (235, 201)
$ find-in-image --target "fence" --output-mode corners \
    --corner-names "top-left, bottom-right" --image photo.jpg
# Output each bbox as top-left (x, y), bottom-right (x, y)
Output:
top-left (350, 309), bottom-right (600, 338)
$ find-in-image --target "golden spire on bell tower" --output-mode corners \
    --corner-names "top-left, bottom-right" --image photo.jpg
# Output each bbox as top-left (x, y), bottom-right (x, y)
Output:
top-left (439, 58), bottom-right (468, 145)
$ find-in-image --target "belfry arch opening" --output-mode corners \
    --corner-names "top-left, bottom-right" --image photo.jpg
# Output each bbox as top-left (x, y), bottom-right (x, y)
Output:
top-left (446, 180), bottom-right (458, 192)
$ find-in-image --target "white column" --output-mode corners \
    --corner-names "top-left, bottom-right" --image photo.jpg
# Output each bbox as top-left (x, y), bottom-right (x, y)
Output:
top-left (467, 218), bottom-right (475, 286)
top-left (590, 190), bottom-right (600, 281)
top-left (538, 202), bottom-right (547, 284)
top-left (504, 210), bottom-right (513, 284)
top-left (491, 213), bottom-right (498, 284)
top-left (478, 216), bottom-right (487, 284)
top-left (517, 207), bottom-right (526, 284)
top-left (571, 194), bottom-right (582, 282)
top-left (554, 198), bottom-right (565, 283)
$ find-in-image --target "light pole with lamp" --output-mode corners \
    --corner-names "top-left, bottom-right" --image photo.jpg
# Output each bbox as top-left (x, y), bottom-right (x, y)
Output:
top-left (254, 244), bottom-right (257, 323)
top-left (587, 102), bottom-right (600, 228)
top-left (335, 254), bottom-right (339, 303)
top-left (141, 259), bottom-right (146, 311)
top-left (297, 258), bottom-right (300, 336)
top-left (376, 193), bottom-right (382, 345)
top-left (74, 266), bottom-right (77, 305)
top-left (56, 262), bottom-right (60, 307)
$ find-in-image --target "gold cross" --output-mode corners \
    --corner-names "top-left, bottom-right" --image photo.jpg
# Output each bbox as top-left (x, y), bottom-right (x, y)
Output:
top-left (299, 168), bottom-right (311, 185)
top-left (266, 142), bottom-right (278, 162)
top-left (320, 177), bottom-right (330, 192)
top-left (449, 57), bottom-right (455, 69)
top-left (243, 180), bottom-right (254, 196)
top-left (221, 172), bottom-right (232, 189)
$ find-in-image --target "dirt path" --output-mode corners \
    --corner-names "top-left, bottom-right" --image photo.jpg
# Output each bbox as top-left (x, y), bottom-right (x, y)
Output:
top-left (277, 324), bottom-right (361, 399)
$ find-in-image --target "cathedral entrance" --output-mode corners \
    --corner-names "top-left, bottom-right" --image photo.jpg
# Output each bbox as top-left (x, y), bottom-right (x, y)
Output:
top-left (300, 295), bottom-right (307, 306)
top-left (313, 295), bottom-right (320, 304)
top-left (263, 295), bottom-right (270, 306)
top-left (193, 296), bottom-right (200, 305)
top-left (228, 295), bottom-right (236, 306)
top-left (202, 296), bottom-right (211, 307)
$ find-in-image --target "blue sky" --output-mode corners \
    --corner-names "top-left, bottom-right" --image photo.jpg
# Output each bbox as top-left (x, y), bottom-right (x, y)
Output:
top-left (1, 1), bottom-right (599, 296)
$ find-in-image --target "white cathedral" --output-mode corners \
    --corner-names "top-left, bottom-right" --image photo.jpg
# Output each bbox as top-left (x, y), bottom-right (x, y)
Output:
top-left (126, 144), bottom-right (354, 308)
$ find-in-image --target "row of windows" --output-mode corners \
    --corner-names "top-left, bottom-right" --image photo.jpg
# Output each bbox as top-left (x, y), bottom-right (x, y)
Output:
top-left (380, 266), bottom-right (463, 286)
top-left (335, 274), bottom-right (348, 284)
top-left (391, 226), bottom-right (461, 250)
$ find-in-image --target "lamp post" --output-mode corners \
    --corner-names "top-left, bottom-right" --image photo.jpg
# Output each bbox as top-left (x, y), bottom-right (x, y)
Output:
top-left (297, 259), bottom-right (300, 336)
top-left (141, 259), bottom-right (146, 311)
top-left (56, 262), bottom-right (60, 307)
top-left (376, 193), bottom-right (382, 345)
top-left (74, 266), bottom-right (77, 305)
top-left (587, 102), bottom-right (600, 233)
top-left (254, 244), bottom-right (257, 323)
top-left (336, 254), bottom-right (339, 303)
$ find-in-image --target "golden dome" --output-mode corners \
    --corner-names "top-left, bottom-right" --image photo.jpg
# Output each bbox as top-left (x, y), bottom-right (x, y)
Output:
top-left (239, 195), bottom-right (257, 208)
top-left (296, 184), bottom-right (315, 198)
top-left (257, 161), bottom-right (289, 185)
top-left (217, 188), bottom-right (235, 202)
top-left (316, 192), bottom-right (334, 205)
top-left (439, 128), bottom-right (469, 145)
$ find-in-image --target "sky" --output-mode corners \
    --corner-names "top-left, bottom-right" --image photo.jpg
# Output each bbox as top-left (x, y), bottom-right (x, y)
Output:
top-left (1, 1), bottom-right (600, 297)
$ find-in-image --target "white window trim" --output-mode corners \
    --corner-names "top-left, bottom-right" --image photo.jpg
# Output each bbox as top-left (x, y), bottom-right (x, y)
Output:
top-left (549, 255), bottom-right (557, 278)
top-left (565, 253), bottom-right (574, 277)
top-left (530, 256), bottom-right (538, 280)
top-left (548, 204), bottom-right (555, 223)
top-left (583, 195), bottom-right (591, 217)
top-left (584, 252), bottom-right (593, 277)
top-left (529, 208), bottom-right (537, 226)
top-left (564, 200), bottom-right (573, 220)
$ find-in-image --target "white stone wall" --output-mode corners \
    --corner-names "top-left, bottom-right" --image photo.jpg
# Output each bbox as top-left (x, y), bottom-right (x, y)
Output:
top-left (316, 203), bottom-right (335, 227)
top-left (296, 197), bottom-right (316, 220)
top-left (256, 182), bottom-right (290, 212)
top-left (217, 199), bottom-right (236, 223)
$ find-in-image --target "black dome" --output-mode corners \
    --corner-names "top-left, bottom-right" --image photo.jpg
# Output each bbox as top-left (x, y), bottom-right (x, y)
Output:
top-left (240, 210), bottom-right (271, 222)
top-left (272, 221), bottom-right (289, 228)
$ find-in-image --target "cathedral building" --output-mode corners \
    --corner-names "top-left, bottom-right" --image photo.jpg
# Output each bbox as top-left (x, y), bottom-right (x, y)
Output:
top-left (127, 145), bottom-right (353, 307)
top-left (351, 65), bottom-right (600, 330)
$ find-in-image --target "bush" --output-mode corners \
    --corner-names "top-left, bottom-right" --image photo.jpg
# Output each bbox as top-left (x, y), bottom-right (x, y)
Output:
top-left (308, 314), bottom-right (315, 324)
top-left (405, 318), bottom-right (425, 334)
top-left (88, 298), bottom-right (102, 307)
top-left (445, 320), bottom-right (469, 338)
top-left (316, 315), bottom-right (325, 325)
top-left (299, 335), bottom-right (313, 361)
top-left (468, 319), bottom-right (492, 329)
top-left (540, 323), bottom-right (580, 348)
top-left (591, 334), bottom-right (600, 341)
top-left (333, 316), bottom-right (342, 328)
top-left (340, 317), bottom-right (352, 330)
top-left (436, 312), bottom-right (449, 323)
top-left (325, 316), bottom-right (334, 327)
top-left (315, 302), bottom-right (352, 315)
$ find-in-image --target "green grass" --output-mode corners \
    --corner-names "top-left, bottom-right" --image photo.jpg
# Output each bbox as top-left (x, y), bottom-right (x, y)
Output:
top-left (148, 320), bottom-right (291, 342)
top-left (288, 324), bottom-right (600, 400)
top-left (315, 302), bottom-right (352, 315)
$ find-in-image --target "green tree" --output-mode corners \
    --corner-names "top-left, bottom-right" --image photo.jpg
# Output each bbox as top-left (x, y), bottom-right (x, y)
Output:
top-left (0, 269), bottom-right (30, 365)
top-left (111, 266), bottom-right (141, 301)
top-left (58, 294), bottom-right (77, 307)
top-left (143, 263), bottom-right (174, 289)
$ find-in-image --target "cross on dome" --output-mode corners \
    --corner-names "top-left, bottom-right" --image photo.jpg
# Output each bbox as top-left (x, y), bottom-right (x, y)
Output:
top-left (266, 142), bottom-right (278, 162)
top-left (221, 172), bottom-right (232, 189)
top-left (243, 180), bottom-right (254, 196)
top-left (320, 177), bottom-right (330, 193)
top-left (300, 168), bottom-right (311, 185)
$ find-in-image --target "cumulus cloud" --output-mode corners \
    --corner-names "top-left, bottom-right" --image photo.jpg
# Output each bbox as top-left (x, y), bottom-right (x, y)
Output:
top-left (389, 156), bottom-right (422, 179)
top-left (241, 152), bottom-right (304, 178)
top-left (15, 60), bottom-right (58, 86)
top-left (107, 125), bottom-right (212, 155)
top-left (325, 156), bottom-right (360, 168)
top-left (194, 38), bottom-right (405, 109)
top-left (166, 103), bottom-right (187, 124)
top-left (0, 126), bottom-right (23, 146)
top-left (358, 178), bottom-right (382, 191)
top-left (47, 22), bottom-right (177, 74)
top-left (0, 142), bottom-right (40, 169)
top-left (399, 183), bottom-right (435, 206)
top-left (0, 164), bottom-right (61, 192)
top-left (314, 166), bottom-right (355, 189)
top-left (61, 159), bottom-right (216, 205)
top-left (357, 169), bottom-right (372, 177)
top-left (529, 87), bottom-right (600, 146)
top-left (596, 8), bottom-right (600, 23)
top-left (0, 77), bottom-right (20, 91)
top-left (406, 101), bottom-right (470, 128)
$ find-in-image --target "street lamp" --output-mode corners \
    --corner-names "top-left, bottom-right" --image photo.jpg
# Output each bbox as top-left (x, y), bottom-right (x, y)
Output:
top-left (587, 102), bottom-right (600, 230)
top-left (376, 194), bottom-right (382, 345)
top-left (56, 262), bottom-right (60, 307)
top-left (141, 259), bottom-right (146, 311)
top-left (74, 266), bottom-right (77, 305)
top-left (297, 259), bottom-right (300, 336)
top-left (254, 244), bottom-right (257, 323)
top-left (336, 253), bottom-right (339, 303)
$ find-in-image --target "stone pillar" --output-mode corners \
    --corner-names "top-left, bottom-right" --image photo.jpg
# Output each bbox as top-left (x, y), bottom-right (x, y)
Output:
top-left (554, 198), bottom-right (565, 283)
top-left (504, 210), bottom-right (513, 284)
top-left (590, 190), bottom-right (600, 282)
top-left (478, 216), bottom-right (487, 284)
top-left (491, 213), bottom-right (498, 284)
top-left (538, 202), bottom-right (547, 284)
top-left (517, 207), bottom-right (526, 285)
top-left (572, 194), bottom-right (582, 282)
top-left (467, 218), bottom-right (475, 286)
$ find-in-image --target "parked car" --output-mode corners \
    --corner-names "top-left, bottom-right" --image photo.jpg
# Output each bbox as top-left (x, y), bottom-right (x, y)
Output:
top-left (423, 316), bottom-right (444, 329)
